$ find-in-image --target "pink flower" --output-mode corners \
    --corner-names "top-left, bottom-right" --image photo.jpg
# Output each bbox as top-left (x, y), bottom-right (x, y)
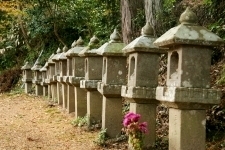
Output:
top-left (123, 112), bottom-right (148, 134)
top-left (139, 122), bottom-right (148, 133)
top-left (123, 118), bottom-right (131, 127)
top-left (124, 112), bottom-right (140, 122)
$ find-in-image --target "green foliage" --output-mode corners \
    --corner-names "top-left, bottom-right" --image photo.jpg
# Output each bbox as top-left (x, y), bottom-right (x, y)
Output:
top-left (132, 8), bottom-right (145, 33)
top-left (0, 0), bottom-right (120, 70)
top-left (203, 0), bottom-right (213, 5)
top-left (217, 64), bottom-right (225, 85)
top-left (94, 128), bottom-right (107, 146)
top-left (71, 115), bottom-right (88, 127)
top-left (155, 0), bottom-right (179, 36)
top-left (163, 0), bottom-right (177, 11)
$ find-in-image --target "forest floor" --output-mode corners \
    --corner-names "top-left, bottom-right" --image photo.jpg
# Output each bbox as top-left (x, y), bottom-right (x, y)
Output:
top-left (0, 58), bottom-right (224, 150)
top-left (0, 91), bottom-right (224, 150)
top-left (0, 92), bottom-right (128, 150)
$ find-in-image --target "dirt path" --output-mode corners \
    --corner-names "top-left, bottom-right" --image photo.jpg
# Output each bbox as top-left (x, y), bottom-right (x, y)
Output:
top-left (0, 93), bottom-right (102, 150)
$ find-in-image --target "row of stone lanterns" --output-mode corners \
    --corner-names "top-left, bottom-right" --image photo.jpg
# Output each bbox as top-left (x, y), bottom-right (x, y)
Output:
top-left (21, 8), bottom-right (224, 150)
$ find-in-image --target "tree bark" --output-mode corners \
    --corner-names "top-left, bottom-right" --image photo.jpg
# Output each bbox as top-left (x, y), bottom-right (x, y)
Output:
top-left (144, 0), bottom-right (162, 36)
top-left (120, 0), bottom-right (144, 44)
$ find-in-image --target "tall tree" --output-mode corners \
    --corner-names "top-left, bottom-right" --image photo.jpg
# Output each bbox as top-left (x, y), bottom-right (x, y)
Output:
top-left (120, 0), bottom-right (145, 44)
top-left (144, 0), bottom-right (162, 36)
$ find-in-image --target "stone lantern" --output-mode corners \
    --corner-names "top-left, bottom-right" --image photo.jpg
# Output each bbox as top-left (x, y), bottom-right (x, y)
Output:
top-left (66, 37), bottom-right (87, 117)
top-left (52, 47), bottom-right (62, 103)
top-left (97, 29), bottom-right (126, 137)
top-left (154, 7), bottom-right (224, 150)
top-left (79, 35), bottom-right (103, 125)
top-left (64, 41), bottom-right (76, 113)
top-left (121, 22), bottom-right (165, 147)
top-left (45, 54), bottom-right (56, 100)
top-left (21, 62), bottom-right (32, 93)
top-left (57, 46), bottom-right (68, 110)
top-left (40, 62), bottom-right (48, 97)
top-left (31, 61), bottom-right (43, 96)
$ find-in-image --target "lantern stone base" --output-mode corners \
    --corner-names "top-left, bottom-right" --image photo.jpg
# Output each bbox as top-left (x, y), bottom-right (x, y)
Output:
top-left (35, 84), bottom-right (43, 96)
top-left (47, 84), bottom-right (52, 99)
top-left (87, 91), bottom-right (102, 126)
top-left (51, 83), bottom-right (57, 102)
top-left (129, 103), bottom-right (157, 148)
top-left (121, 85), bottom-right (158, 148)
top-left (24, 83), bottom-right (32, 94)
top-left (169, 108), bottom-right (205, 150)
top-left (75, 87), bottom-right (87, 118)
top-left (67, 84), bottom-right (75, 113)
top-left (62, 83), bottom-right (67, 109)
top-left (156, 87), bottom-right (220, 150)
top-left (43, 85), bottom-right (48, 97)
top-left (63, 76), bottom-right (75, 113)
top-left (97, 82), bottom-right (124, 137)
top-left (102, 96), bottom-right (122, 138)
top-left (57, 82), bottom-right (63, 105)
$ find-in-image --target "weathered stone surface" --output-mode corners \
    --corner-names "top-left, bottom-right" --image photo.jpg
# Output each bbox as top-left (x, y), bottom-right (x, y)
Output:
top-left (21, 62), bottom-right (32, 70)
top-left (96, 29), bottom-right (126, 138)
top-left (79, 35), bottom-right (100, 57)
top-left (97, 82), bottom-right (122, 97)
top-left (102, 97), bottom-right (122, 137)
top-left (57, 76), bottom-right (64, 83)
top-left (156, 87), bottom-right (221, 104)
top-left (72, 57), bottom-right (85, 77)
top-left (80, 80), bottom-right (100, 90)
top-left (87, 91), bottom-right (102, 125)
top-left (130, 103), bottom-right (157, 148)
top-left (45, 78), bottom-right (55, 84)
top-left (121, 23), bottom-right (162, 147)
top-left (52, 47), bottom-right (62, 61)
top-left (165, 45), bottom-right (212, 88)
top-left (31, 63), bottom-right (42, 84)
top-left (22, 79), bottom-right (32, 82)
top-left (21, 62), bottom-right (33, 94)
top-left (154, 8), bottom-right (224, 47)
top-left (78, 36), bottom-right (103, 126)
top-left (154, 8), bottom-right (223, 150)
top-left (121, 85), bottom-right (157, 101)
top-left (101, 57), bottom-right (127, 85)
top-left (169, 108), bottom-right (205, 150)
top-left (57, 82), bottom-right (63, 105)
top-left (75, 87), bottom-right (87, 118)
top-left (31, 62), bottom-right (42, 71)
top-left (127, 53), bottom-right (159, 87)
top-left (68, 76), bottom-right (84, 86)
top-left (52, 75), bottom-right (57, 82)
top-left (83, 57), bottom-right (102, 80)
top-left (47, 53), bottom-right (55, 64)
top-left (122, 22), bottom-right (166, 54)
top-left (97, 29), bottom-right (126, 56)
top-left (67, 84), bottom-right (75, 113)
top-left (40, 64), bottom-right (48, 88)
top-left (66, 46), bottom-right (85, 57)
top-left (63, 76), bottom-right (69, 83)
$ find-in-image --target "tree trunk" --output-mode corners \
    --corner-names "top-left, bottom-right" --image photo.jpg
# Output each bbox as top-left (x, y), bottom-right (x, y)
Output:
top-left (144, 0), bottom-right (162, 36)
top-left (120, 0), bottom-right (144, 44)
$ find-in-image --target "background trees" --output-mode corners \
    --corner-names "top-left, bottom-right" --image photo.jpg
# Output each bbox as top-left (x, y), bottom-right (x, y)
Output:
top-left (0, 0), bottom-right (224, 70)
